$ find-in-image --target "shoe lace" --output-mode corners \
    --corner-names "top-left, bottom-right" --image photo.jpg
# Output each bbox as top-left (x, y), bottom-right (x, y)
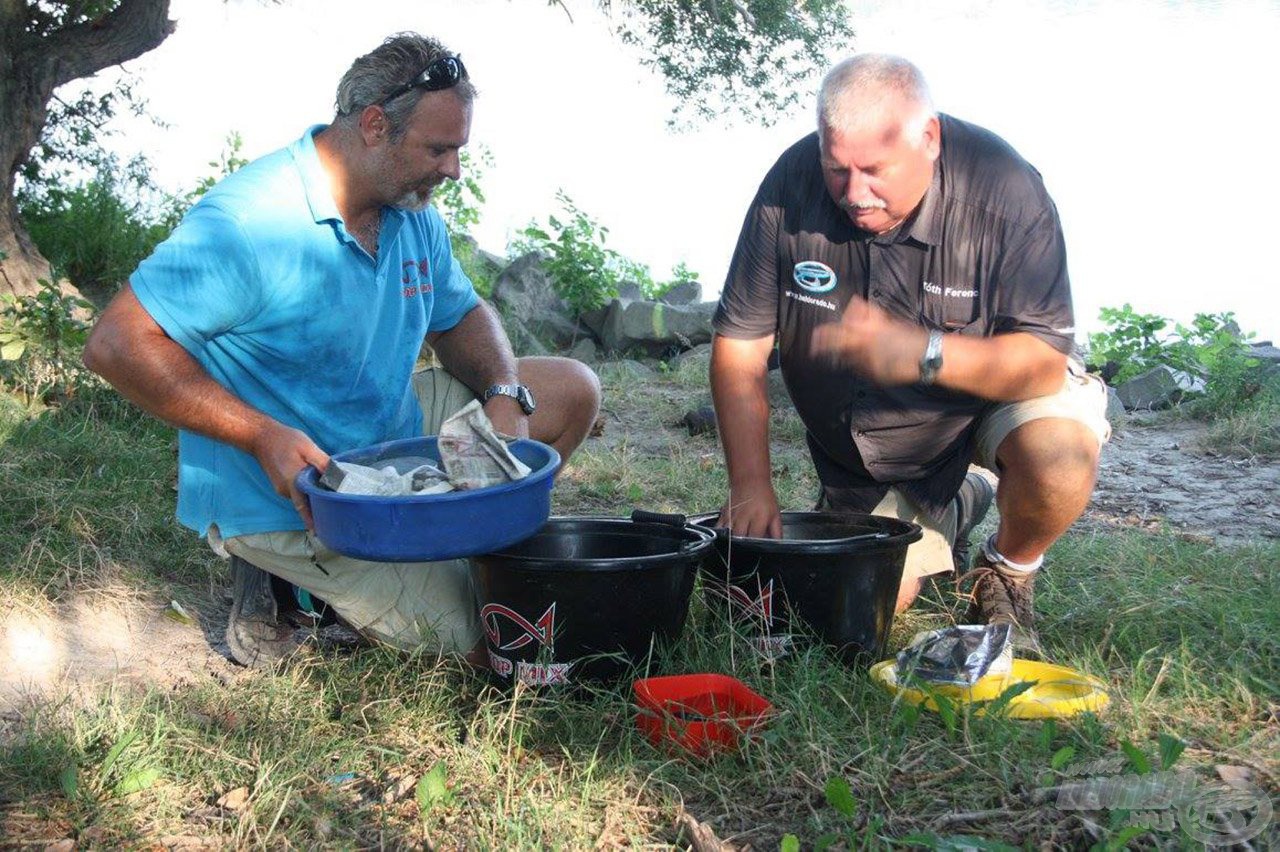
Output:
top-left (958, 564), bottom-right (1033, 625)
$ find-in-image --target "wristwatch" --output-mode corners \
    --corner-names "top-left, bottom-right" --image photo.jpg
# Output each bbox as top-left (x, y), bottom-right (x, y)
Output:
top-left (918, 330), bottom-right (944, 385)
top-left (482, 383), bottom-right (536, 415)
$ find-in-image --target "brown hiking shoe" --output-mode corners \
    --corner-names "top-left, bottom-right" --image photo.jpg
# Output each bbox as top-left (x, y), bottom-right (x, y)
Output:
top-left (225, 557), bottom-right (306, 669)
top-left (959, 554), bottom-right (1044, 660)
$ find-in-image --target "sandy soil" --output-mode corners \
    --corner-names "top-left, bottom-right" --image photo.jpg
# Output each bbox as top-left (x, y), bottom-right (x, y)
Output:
top-left (1086, 414), bottom-right (1280, 545)
top-left (2, 410), bottom-right (1276, 731)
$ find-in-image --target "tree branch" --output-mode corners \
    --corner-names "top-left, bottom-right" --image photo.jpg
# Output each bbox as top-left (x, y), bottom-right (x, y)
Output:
top-left (41, 0), bottom-right (175, 90)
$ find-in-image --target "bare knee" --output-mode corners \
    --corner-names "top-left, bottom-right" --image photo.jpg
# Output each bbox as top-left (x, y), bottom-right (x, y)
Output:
top-left (517, 356), bottom-right (601, 462)
top-left (996, 418), bottom-right (1100, 496)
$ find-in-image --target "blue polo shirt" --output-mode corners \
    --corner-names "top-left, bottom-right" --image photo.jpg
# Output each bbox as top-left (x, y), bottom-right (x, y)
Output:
top-left (131, 125), bottom-right (479, 538)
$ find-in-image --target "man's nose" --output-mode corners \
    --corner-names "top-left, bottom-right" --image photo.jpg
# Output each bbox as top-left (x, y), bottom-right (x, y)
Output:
top-left (441, 151), bottom-right (462, 181)
top-left (844, 170), bottom-right (871, 205)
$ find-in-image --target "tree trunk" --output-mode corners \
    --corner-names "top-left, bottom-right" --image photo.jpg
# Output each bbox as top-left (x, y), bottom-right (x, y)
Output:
top-left (0, 0), bottom-right (175, 302)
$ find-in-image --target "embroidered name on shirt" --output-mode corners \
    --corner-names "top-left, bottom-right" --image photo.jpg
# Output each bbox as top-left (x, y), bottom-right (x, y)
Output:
top-left (922, 281), bottom-right (977, 298)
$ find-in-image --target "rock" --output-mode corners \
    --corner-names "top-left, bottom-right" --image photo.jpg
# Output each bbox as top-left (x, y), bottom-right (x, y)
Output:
top-left (490, 252), bottom-right (590, 348)
top-left (597, 359), bottom-right (658, 384)
top-left (567, 337), bottom-right (598, 363)
top-left (1248, 342), bottom-right (1280, 364)
top-left (616, 280), bottom-right (644, 303)
top-left (598, 300), bottom-right (716, 355)
top-left (1105, 386), bottom-right (1126, 427)
top-left (580, 302), bottom-right (613, 339)
top-left (668, 343), bottom-right (712, 381)
top-left (659, 280), bottom-right (702, 305)
top-left (681, 405), bottom-right (717, 436)
top-left (499, 314), bottom-right (551, 357)
top-left (1114, 366), bottom-right (1206, 411)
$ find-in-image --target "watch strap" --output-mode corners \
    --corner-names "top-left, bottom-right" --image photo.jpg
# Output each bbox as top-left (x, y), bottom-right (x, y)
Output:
top-left (919, 329), bottom-right (944, 385)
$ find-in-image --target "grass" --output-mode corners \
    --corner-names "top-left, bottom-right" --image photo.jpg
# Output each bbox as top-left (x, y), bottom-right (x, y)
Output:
top-left (1, 364), bottom-right (1277, 849)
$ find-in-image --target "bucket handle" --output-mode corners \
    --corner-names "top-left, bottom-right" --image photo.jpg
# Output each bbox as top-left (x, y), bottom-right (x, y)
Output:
top-left (629, 509), bottom-right (687, 528)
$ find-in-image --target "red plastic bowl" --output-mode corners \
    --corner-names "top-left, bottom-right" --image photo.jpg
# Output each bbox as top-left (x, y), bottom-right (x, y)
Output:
top-left (633, 674), bottom-right (772, 756)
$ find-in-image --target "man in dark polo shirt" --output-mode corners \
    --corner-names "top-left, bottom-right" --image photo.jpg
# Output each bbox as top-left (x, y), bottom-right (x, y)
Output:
top-left (711, 54), bottom-right (1110, 657)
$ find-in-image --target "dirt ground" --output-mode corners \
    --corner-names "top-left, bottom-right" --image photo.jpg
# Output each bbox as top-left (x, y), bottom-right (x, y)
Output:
top-left (3, 410), bottom-right (1277, 731)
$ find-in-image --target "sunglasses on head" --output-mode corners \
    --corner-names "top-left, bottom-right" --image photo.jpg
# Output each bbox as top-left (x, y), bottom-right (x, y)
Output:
top-left (377, 55), bottom-right (467, 106)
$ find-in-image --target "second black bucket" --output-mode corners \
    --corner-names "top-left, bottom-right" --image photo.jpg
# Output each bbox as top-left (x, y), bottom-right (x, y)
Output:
top-left (470, 515), bottom-right (714, 687)
top-left (689, 512), bottom-right (923, 664)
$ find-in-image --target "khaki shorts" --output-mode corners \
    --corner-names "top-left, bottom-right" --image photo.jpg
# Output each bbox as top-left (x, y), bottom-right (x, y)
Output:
top-left (212, 368), bottom-right (482, 654)
top-left (861, 361), bottom-right (1111, 583)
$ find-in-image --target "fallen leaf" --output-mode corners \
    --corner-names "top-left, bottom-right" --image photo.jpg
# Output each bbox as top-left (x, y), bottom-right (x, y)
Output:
top-left (382, 771), bottom-right (418, 804)
top-left (216, 787), bottom-right (250, 811)
top-left (1215, 764), bottom-right (1254, 787)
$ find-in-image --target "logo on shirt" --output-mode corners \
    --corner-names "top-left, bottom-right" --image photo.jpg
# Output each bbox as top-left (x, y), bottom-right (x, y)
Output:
top-left (793, 260), bottom-right (837, 293)
top-left (402, 257), bottom-right (433, 299)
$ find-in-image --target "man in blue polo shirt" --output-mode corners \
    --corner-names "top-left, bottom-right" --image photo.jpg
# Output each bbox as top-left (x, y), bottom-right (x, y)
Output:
top-left (83, 33), bottom-right (600, 668)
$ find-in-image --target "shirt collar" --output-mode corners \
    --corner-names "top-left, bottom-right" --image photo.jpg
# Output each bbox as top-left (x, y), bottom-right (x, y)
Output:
top-left (897, 160), bottom-right (943, 247)
top-left (292, 124), bottom-right (341, 225)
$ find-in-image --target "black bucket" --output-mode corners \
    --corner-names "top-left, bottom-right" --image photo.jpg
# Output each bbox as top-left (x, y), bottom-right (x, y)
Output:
top-left (688, 512), bottom-right (922, 664)
top-left (470, 512), bottom-right (714, 686)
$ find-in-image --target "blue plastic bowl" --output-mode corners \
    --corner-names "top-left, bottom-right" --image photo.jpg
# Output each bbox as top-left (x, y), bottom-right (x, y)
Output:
top-left (295, 436), bottom-right (560, 562)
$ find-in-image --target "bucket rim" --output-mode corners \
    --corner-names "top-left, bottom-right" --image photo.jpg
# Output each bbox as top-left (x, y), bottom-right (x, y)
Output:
top-left (474, 514), bottom-right (717, 567)
top-left (687, 510), bottom-right (923, 553)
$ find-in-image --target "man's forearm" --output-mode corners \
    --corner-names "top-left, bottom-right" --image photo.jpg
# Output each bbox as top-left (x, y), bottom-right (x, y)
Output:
top-left (428, 302), bottom-right (518, 392)
top-left (710, 337), bottom-right (775, 490)
top-left (933, 331), bottom-right (1067, 401)
top-left (83, 287), bottom-right (277, 455)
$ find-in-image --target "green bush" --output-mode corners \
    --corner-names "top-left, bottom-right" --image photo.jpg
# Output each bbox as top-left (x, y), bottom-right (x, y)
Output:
top-left (0, 277), bottom-right (95, 404)
top-left (21, 164), bottom-right (175, 303)
top-left (433, 146), bottom-right (498, 298)
top-left (513, 192), bottom-right (693, 315)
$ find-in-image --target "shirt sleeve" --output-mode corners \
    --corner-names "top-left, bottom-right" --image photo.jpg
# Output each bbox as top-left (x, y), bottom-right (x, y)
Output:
top-left (423, 207), bottom-right (479, 333)
top-left (714, 175), bottom-right (782, 340)
top-left (992, 200), bottom-right (1075, 356)
top-left (129, 202), bottom-right (264, 356)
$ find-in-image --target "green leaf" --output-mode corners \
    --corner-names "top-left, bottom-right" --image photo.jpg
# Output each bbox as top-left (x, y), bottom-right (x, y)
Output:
top-left (982, 679), bottom-right (1038, 718)
top-left (824, 775), bottom-right (857, 818)
top-left (780, 835), bottom-right (801, 852)
top-left (1104, 824), bottom-right (1147, 850)
top-left (99, 729), bottom-right (140, 781)
top-left (1038, 718), bottom-right (1058, 749)
top-left (1119, 740), bottom-right (1151, 775)
top-left (1051, 746), bottom-right (1076, 770)
top-left (113, 766), bottom-right (160, 797)
top-left (1157, 733), bottom-right (1185, 770)
top-left (933, 691), bottom-right (958, 733)
top-left (59, 765), bottom-right (78, 799)
top-left (415, 760), bottom-right (455, 815)
top-left (1, 338), bottom-right (26, 361)
top-left (814, 833), bottom-right (839, 851)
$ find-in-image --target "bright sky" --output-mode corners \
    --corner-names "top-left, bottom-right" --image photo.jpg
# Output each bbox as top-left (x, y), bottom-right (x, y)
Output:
top-left (100, 0), bottom-right (1280, 343)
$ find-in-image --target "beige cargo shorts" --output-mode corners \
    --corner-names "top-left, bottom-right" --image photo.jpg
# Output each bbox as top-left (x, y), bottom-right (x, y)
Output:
top-left (858, 360), bottom-right (1111, 582)
top-left (211, 368), bottom-right (483, 654)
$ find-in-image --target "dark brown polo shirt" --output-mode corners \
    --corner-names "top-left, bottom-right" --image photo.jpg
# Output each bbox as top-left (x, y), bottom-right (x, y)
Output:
top-left (714, 114), bottom-right (1075, 521)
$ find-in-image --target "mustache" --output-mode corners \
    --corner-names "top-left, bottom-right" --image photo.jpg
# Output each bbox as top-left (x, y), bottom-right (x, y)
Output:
top-left (838, 198), bottom-right (888, 211)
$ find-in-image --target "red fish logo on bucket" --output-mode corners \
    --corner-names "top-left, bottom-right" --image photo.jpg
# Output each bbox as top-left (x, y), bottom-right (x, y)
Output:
top-left (727, 579), bottom-right (794, 658)
top-left (480, 602), bottom-right (573, 686)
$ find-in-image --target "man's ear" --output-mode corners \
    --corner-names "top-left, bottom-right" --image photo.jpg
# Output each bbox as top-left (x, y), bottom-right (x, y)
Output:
top-left (358, 105), bottom-right (388, 147)
top-left (922, 115), bottom-right (941, 161)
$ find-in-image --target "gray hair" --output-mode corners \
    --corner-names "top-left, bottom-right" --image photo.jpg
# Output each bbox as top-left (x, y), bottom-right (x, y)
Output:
top-left (334, 32), bottom-right (476, 139)
top-left (817, 54), bottom-right (935, 144)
